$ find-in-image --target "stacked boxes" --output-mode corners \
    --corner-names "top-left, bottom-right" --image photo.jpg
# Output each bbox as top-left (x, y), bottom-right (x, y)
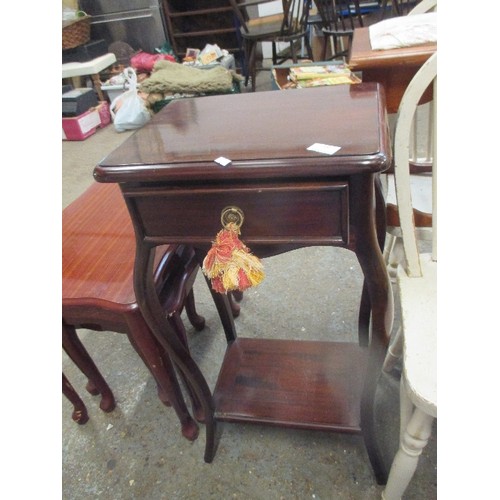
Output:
top-left (62, 87), bottom-right (110, 140)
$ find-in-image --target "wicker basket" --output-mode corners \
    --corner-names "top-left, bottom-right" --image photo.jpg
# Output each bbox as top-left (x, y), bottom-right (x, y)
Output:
top-left (62, 15), bottom-right (91, 50)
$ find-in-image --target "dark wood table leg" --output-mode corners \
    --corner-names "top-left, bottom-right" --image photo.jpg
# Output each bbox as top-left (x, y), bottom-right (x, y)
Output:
top-left (351, 174), bottom-right (394, 484)
top-left (134, 243), bottom-right (218, 462)
top-left (184, 289), bottom-right (206, 330)
top-left (194, 247), bottom-right (238, 343)
top-left (125, 312), bottom-right (200, 441)
top-left (62, 322), bottom-right (116, 412)
top-left (358, 174), bottom-right (388, 347)
top-left (63, 373), bottom-right (89, 424)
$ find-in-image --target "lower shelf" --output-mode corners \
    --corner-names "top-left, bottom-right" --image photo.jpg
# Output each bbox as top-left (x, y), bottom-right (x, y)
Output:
top-left (213, 337), bottom-right (368, 432)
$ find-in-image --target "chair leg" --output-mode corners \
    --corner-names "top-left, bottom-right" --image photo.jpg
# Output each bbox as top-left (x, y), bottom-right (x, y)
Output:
top-left (126, 313), bottom-right (199, 441)
top-left (383, 326), bottom-right (403, 373)
top-left (62, 323), bottom-right (115, 412)
top-left (290, 40), bottom-right (297, 63)
top-left (249, 41), bottom-right (258, 92)
top-left (62, 373), bottom-right (89, 424)
top-left (304, 34), bottom-right (313, 61)
top-left (386, 236), bottom-right (405, 281)
top-left (243, 40), bottom-right (249, 87)
top-left (383, 232), bottom-right (396, 264)
top-left (382, 379), bottom-right (435, 500)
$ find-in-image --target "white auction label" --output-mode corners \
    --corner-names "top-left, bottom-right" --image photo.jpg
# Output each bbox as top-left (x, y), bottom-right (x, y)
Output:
top-left (307, 143), bottom-right (341, 155)
top-left (214, 156), bottom-right (232, 166)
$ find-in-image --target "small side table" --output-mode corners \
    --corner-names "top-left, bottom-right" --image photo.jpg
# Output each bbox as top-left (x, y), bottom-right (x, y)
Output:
top-left (62, 53), bottom-right (117, 101)
top-left (94, 84), bottom-right (394, 484)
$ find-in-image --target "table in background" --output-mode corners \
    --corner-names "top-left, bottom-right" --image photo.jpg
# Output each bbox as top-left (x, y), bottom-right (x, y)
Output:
top-left (94, 84), bottom-right (394, 484)
top-left (348, 27), bottom-right (436, 113)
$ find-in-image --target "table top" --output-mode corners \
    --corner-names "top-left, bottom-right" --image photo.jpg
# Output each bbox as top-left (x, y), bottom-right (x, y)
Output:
top-left (94, 83), bottom-right (391, 184)
top-left (348, 26), bottom-right (436, 71)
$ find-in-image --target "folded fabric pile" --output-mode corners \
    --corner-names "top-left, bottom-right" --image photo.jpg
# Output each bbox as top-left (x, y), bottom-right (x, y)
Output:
top-left (369, 12), bottom-right (437, 51)
top-left (140, 60), bottom-right (240, 95)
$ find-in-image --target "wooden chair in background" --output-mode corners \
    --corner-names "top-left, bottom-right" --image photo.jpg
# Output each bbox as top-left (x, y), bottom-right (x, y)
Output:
top-left (315, 0), bottom-right (380, 61)
top-left (230, 0), bottom-right (313, 91)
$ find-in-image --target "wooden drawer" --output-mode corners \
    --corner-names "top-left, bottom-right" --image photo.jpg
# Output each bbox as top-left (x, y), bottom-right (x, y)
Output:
top-left (126, 181), bottom-right (349, 247)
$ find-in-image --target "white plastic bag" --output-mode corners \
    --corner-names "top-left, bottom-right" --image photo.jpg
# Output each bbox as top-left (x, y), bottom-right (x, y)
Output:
top-left (110, 67), bottom-right (151, 132)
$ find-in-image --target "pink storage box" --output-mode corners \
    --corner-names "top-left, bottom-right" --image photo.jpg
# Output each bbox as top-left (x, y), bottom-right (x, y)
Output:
top-left (62, 108), bottom-right (100, 141)
top-left (62, 102), bottom-right (110, 141)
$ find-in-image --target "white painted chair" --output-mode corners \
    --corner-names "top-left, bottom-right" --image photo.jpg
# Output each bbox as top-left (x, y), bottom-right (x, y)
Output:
top-left (383, 0), bottom-right (437, 280)
top-left (381, 51), bottom-right (437, 500)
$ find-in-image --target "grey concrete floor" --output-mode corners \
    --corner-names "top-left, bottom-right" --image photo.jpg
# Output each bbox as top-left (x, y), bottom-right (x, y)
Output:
top-left (62, 66), bottom-right (436, 499)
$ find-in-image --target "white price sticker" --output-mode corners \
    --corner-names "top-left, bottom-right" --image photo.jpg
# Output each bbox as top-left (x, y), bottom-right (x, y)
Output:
top-left (307, 143), bottom-right (341, 155)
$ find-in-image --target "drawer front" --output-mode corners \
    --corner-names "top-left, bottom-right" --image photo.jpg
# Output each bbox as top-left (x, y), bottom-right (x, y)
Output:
top-left (128, 182), bottom-right (349, 246)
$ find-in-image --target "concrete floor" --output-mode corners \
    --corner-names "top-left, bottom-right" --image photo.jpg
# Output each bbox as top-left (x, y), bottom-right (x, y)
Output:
top-left (62, 66), bottom-right (436, 499)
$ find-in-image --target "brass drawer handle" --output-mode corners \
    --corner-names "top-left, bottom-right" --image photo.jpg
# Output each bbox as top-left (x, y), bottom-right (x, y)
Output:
top-left (221, 206), bottom-right (244, 230)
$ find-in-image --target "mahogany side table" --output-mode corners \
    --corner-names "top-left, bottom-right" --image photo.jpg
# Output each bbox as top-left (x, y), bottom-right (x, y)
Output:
top-left (94, 84), bottom-right (394, 484)
top-left (348, 27), bottom-right (436, 113)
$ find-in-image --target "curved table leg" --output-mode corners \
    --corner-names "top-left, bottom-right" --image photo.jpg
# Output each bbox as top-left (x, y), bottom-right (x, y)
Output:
top-left (62, 322), bottom-right (116, 413)
top-left (351, 174), bottom-right (394, 485)
top-left (62, 373), bottom-right (89, 424)
top-left (358, 174), bottom-right (389, 347)
top-left (358, 282), bottom-right (371, 347)
top-left (125, 313), bottom-right (200, 442)
top-left (194, 248), bottom-right (238, 343)
top-left (134, 243), bottom-right (218, 462)
top-left (168, 312), bottom-right (205, 424)
top-left (185, 289), bottom-right (206, 331)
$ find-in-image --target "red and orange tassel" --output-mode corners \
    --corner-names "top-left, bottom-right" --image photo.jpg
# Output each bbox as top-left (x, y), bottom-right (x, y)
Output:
top-left (202, 221), bottom-right (265, 294)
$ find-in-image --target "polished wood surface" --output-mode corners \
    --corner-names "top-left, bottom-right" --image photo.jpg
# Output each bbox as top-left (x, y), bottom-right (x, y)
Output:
top-left (215, 338), bottom-right (368, 431)
top-left (95, 85), bottom-right (389, 183)
top-left (63, 182), bottom-right (203, 440)
top-left (94, 84), bottom-right (393, 484)
top-left (348, 26), bottom-right (436, 112)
